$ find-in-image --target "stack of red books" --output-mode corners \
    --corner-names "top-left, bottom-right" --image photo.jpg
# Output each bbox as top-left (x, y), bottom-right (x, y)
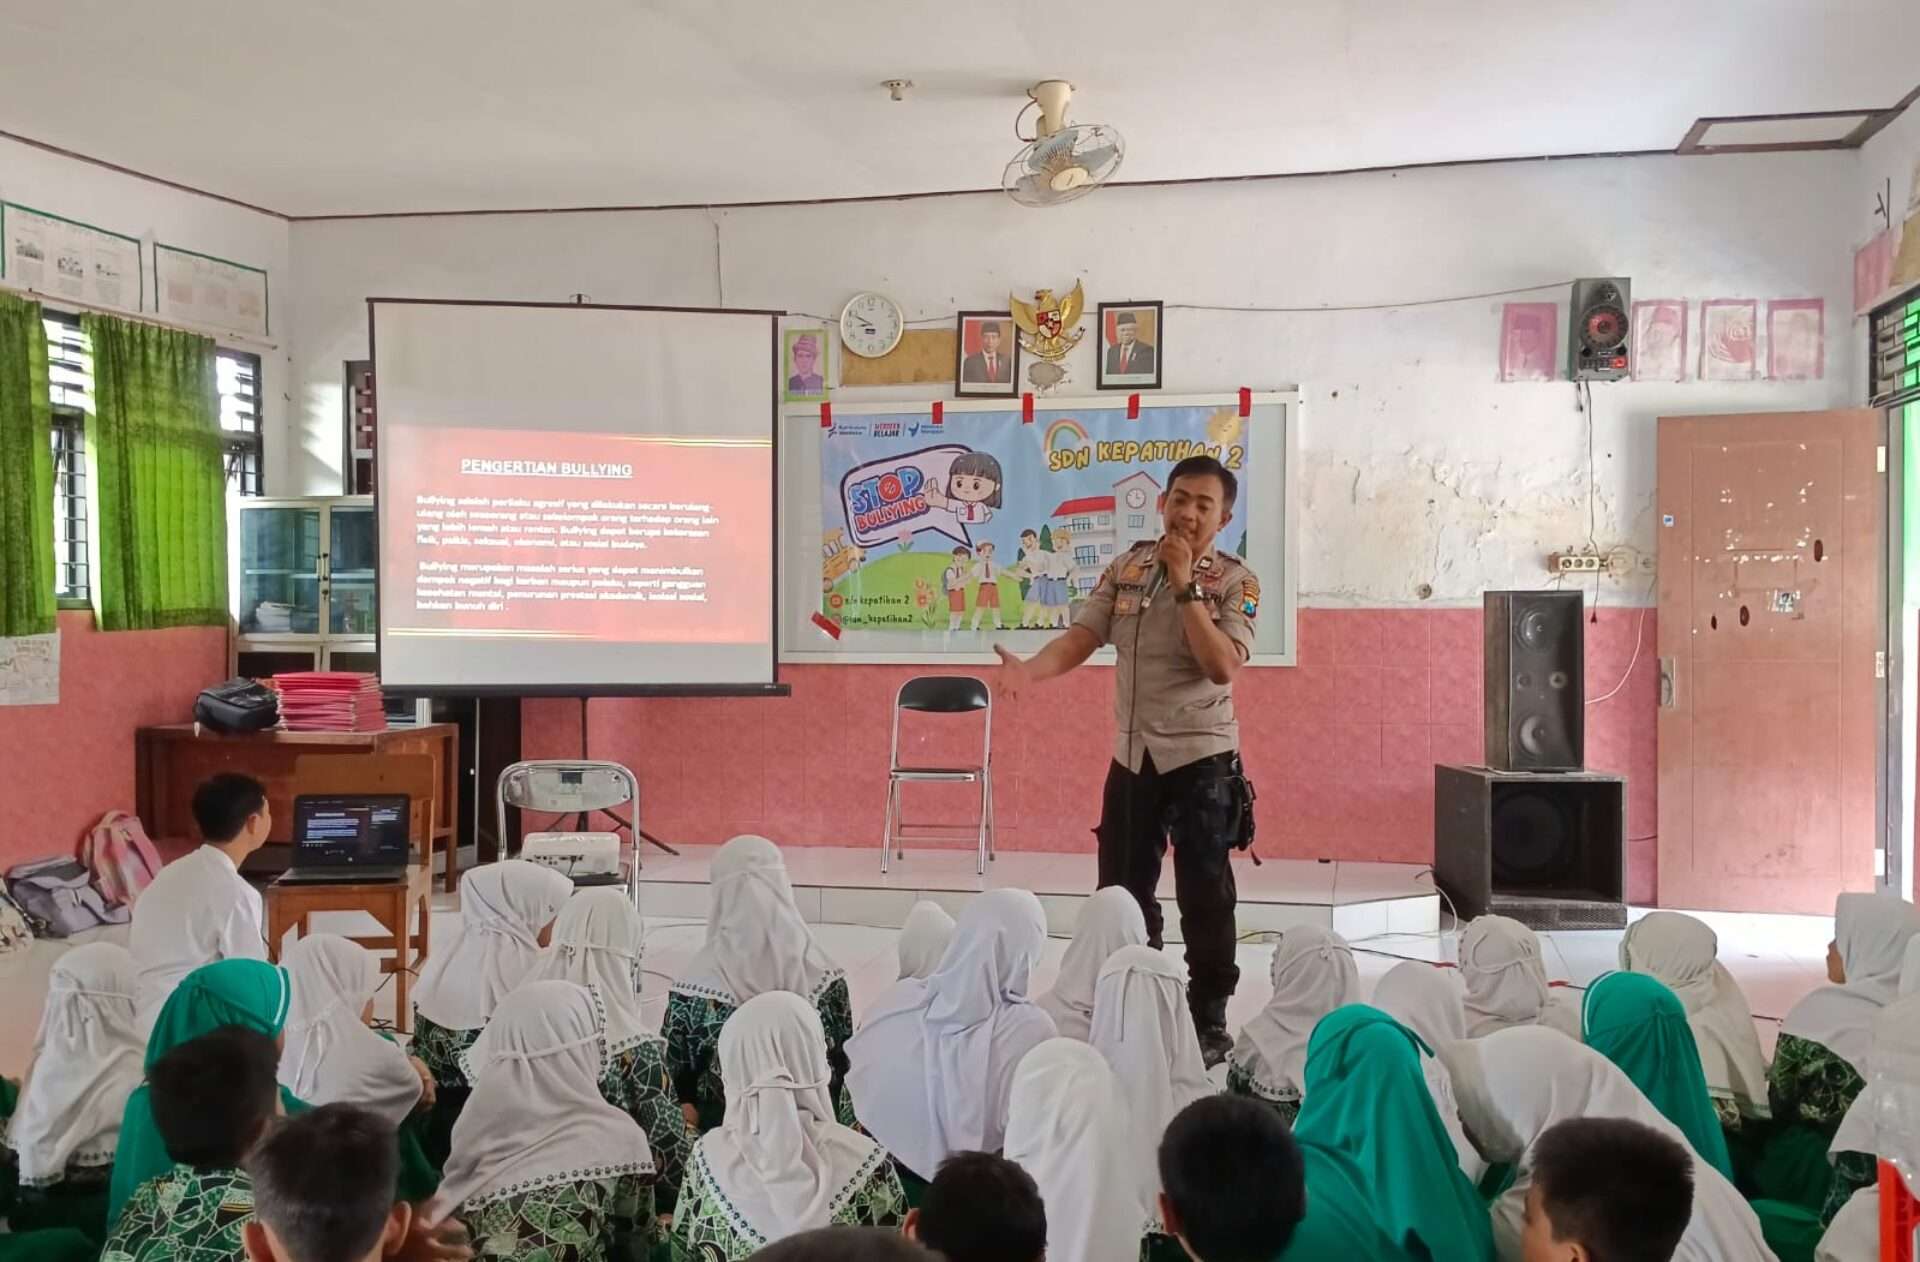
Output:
top-left (272, 672), bottom-right (386, 732)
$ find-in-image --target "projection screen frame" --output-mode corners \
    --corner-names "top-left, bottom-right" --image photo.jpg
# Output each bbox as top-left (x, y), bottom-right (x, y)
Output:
top-left (368, 296), bottom-right (790, 698)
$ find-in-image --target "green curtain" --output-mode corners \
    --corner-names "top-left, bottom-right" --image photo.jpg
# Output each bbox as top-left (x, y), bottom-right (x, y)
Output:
top-left (0, 292), bottom-right (55, 638)
top-left (84, 312), bottom-right (226, 630)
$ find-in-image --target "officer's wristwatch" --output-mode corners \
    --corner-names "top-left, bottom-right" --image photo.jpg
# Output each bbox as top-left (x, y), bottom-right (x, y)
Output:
top-left (1174, 581), bottom-right (1204, 604)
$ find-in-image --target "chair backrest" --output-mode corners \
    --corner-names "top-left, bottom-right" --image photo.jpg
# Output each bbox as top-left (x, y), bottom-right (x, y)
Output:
top-left (896, 675), bottom-right (990, 714)
top-left (292, 753), bottom-right (435, 865)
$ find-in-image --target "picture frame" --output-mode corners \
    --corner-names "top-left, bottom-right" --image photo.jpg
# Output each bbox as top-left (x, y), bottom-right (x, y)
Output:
top-left (954, 311), bottom-right (1021, 397)
top-left (783, 326), bottom-right (830, 404)
top-left (1096, 301), bottom-right (1164, 390)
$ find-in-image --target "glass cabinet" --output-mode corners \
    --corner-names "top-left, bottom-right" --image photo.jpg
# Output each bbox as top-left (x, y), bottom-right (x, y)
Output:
top-left (229, 496), bottom-right (375, 677)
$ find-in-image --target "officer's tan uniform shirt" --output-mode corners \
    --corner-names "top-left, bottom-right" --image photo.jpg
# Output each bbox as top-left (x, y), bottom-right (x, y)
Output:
top-left (1073, 540), bottom-right (1261, 773)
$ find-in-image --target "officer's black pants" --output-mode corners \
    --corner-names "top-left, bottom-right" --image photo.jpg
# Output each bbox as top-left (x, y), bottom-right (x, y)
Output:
top-left (1094, 749), bottom-right (1240, 1027)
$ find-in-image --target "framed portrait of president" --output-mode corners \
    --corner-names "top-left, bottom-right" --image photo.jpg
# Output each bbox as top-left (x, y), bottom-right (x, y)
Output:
top-left (1097, 301), bottom-right (1163, 390)
top-left (955, 311), bottom-right (1021, 397)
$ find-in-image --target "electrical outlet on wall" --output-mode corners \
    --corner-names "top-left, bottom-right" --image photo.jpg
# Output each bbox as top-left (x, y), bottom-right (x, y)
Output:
top-left (1549, 552), bottom-right (1604, 573)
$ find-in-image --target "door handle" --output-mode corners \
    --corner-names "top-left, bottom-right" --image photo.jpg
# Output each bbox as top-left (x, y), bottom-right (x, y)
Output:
top-left (1658, 656), bottom-right (1676, 709)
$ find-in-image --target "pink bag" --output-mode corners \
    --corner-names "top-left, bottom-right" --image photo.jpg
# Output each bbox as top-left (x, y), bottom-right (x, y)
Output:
top-left (79, 809), bottom-right (164, 909)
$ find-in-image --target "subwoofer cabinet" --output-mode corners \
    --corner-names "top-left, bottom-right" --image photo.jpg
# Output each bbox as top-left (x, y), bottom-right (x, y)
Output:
top-left (1433, 764), bottom-right (1626, 929)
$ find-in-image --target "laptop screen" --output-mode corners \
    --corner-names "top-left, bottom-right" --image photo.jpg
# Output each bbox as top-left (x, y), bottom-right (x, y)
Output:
top-left (292, 794), bottom-right (411, 867)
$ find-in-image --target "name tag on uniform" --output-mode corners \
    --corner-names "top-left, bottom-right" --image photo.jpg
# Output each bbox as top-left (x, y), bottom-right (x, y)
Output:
top-left (1114, 592), bottom-right (1140, 616)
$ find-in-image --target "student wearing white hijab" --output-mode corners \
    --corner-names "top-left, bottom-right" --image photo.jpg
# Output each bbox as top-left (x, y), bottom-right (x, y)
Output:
top-left (1004, 1039), bottom-right (1146, 1262)
top-left (846, 887), bottom-right (1056, 1186)
top-left (411, 860), bottom-right (574, 1091)
top-left (666, 836), bottom-right (849, 1131)
top-left (280, 934), bottom-right (427, 1125)
top-left (1225, 925), bottom-right (1357, 1124)
top-left (1761, 893), bottom-right (1920, 1236)
top-left (896, 902), bottom-right (956, 981)
top-left (1817, 993), bottom-right (1920, 1262)
top-left (431, 981), bottom-right (655, 1262)
top-left (1034, 886), bottom-right (1149, 1042)
top-left (1620, 910), bottom-right (1771, 1125)
top-left (672, 992), bottom-right (905, 1260)
top-left (1090, 945), bottom-right (1213, 1251)
top-left (2, 943), bottom-right (143, 1240)
top-left (1459, 914), bottom-right (1582, 1040)
top-left (523, 888), bottom-right (692, 1207)
top-left (1441, 1026), bottom-right (1777, 1262)
top-left (1369, 960), bottom-right (1486, 1182)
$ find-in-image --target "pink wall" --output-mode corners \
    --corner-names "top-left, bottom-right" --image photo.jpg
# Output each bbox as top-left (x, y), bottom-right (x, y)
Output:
top-left (525, 606), bottom-right (1660, 902)
top-left (0, 612), bottom-right (228, 869)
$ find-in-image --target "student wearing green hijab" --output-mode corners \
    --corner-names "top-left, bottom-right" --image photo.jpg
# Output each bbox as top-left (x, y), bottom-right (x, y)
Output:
top-left (107, 958), bottom-right (304, 1223)
top-left (1290, 1004), bottom-right (1494, 1262)
top-left (1581, 970), bottom-right (1736, 1181)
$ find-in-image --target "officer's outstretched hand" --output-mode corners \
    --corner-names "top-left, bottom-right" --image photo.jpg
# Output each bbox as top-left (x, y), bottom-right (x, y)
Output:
top-left (993, 644), bottom-right (1030, 701)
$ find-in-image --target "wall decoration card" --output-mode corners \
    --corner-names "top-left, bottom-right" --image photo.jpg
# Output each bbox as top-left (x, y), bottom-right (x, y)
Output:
top-left (818, 398), bottom-right (1256, 636)
top-left (0, 203), bottom-right (143, 314)
top-left (1630, 300), bottom-right (1686, 382)
top-left (0, 632), bottom-right (59, 706)
top-left (1766, 299), bottom-right (1824, 381)
top-left (154, 243), bottom-right (269, 337)
top-left (1699, 299), bottom-right (1757, 381)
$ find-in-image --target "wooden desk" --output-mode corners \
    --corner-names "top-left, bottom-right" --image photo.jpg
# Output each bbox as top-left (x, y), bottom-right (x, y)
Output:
top-left (265, 865), bottom-right (433, 1031)
top-left (136, 723), bottom-right (460, 888)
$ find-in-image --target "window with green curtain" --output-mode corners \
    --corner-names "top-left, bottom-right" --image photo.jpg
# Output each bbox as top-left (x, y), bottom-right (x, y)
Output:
top-left (84, 312), bottom-right (228, 630)
top-left (0, 291), bottom-right (56, 638)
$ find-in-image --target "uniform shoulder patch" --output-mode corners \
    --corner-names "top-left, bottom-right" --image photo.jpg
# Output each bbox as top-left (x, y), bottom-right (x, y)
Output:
top-left (1239, 573), bottom-right (1261, 619)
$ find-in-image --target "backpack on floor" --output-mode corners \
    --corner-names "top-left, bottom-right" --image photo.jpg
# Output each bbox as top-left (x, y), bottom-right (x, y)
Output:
top-left (5, 856), bottom-right (128, 937)
top-left (80, 809), bottom-right (164, 909)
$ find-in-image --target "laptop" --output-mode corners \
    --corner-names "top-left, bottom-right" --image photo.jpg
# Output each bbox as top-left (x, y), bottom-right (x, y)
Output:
top-left (276, 794), bottom-right (412, 884)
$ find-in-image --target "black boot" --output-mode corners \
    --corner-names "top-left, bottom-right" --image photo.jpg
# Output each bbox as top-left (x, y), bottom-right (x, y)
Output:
top-left (1195, 1023), bottom-right (1234, 1068)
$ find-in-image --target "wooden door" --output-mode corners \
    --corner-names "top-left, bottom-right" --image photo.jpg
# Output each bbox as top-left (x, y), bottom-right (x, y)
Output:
top-left (1657, 410), bottom-right (1883, 914)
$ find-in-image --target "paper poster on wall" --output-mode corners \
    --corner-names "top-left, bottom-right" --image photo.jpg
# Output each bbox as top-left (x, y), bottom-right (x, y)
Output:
top-left (1630, 300), bottom-right (1686, 382)
top-left (154, 243), bottom-right (269, 337)
top-left (0, 203), bottom-right (143, 314)
top-left (819, 400), bottom-right (1253, 633)
top-left (1497, 302), bottom-right (1557, 382)
top-left (1699, 299), bottom-right (1757, 381)
top-left (1766, 299), bottom-right (1824, 381)
top-left (0, 632), bottom-right (59, 706)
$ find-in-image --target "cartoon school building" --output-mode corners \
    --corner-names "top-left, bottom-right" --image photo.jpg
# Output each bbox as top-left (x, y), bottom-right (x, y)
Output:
top-left (1048, 470), bottom-right (1161, 595)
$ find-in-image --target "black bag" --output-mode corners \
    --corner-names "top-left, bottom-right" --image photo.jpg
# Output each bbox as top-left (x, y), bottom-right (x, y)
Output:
top-left (193, 678), bottom-right (280, 733)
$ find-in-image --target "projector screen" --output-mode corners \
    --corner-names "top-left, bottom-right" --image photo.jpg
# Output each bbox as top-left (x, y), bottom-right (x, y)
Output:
top-left (372, 299), bottom-right (780, 693)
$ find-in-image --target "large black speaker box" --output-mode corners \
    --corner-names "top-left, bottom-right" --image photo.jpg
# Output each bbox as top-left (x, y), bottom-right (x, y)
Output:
top-left (1484, 590), bottom-right (1584, 772)
top-left (1434, 765), bottom-right (1627, 929)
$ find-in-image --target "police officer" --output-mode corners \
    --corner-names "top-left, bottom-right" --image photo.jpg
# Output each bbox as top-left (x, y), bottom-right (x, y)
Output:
top-left (995, 454), bottom-right (1259, 1065)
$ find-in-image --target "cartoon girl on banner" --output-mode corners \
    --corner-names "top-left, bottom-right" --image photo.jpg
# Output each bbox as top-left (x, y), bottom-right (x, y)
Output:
top-left (924, 450), bottom-right (1004, 525)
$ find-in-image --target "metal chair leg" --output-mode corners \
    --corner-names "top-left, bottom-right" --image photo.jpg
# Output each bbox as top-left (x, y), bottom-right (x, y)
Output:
top-left (984, 768), bottom-right (996, 861)
top-left (881, 777), bottom-right (898, 875)
top-left (976, 773), bottom-right (988, 877)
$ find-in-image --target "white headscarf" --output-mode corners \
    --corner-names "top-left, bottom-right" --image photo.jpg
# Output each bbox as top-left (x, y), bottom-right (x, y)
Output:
top-left (897, 902), bottom-right (956, 982)
top-left (430, 980), bottom-right (650, 1219)
top-left (1004, 1039), bottom-right (1146, 1262)
top-left (1090, 945), bottom-right (1211, 1225)
top-left (414, 860), bottom-right (574, 1030)
top-left (279, 934), bottom-right (424, 1126)
top-left (3, 943), bottom-right (142, 1185)
top-left (1369, 961), bottom-right (1485, 1182)
top-left (1460, 915), bottom-right (1582, 1039)
top-left (1035, 887), bottom-right (1149, 1042)
top-left (1227, 925), bottom-right (1357, 1102)
top-left (673, 836), bottom-right (841, 1006)
top-left (526, 888), bottom-right (650, 1054)
top-left (846, 887), bottom-right (1056, 1179)
top-left (1441, 1027), bottom-right (1777, 1262)
top-left (1901, 937), bottom-right (1920, 996)
top-left (1783, 892), bottom-right (1920, 1075)
top-left (696, 992), bottom-right (886, 1246)
top-left (1830, 994), bottom-right (1920, 1166)
top-left (1620, 911), bottom-right (1770, 1116)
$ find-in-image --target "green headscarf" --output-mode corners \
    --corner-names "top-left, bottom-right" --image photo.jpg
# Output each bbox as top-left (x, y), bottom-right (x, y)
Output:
top-left (106, 960), bottom-right (304, 1222)
top-left (1292, 1004), bottom-right (1495, 1262)
top-left (1275, 1144), bottom-right (1420, 1262)
top-left (1582, 971), bottom-right (1735, 1180)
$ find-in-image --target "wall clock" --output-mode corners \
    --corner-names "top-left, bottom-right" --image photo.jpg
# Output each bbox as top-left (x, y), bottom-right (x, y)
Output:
top-left (840, 292), bottom-right (905, 358)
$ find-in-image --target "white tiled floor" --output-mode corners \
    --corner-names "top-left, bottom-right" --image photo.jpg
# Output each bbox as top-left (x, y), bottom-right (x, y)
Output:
top-left (0, 896), bottom-right (1833, 1078)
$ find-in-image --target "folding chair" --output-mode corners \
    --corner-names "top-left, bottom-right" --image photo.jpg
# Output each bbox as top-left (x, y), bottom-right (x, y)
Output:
top-left (496, 760), bottom-right (643, 907)
top-left (881, 675), bottom-right (995, 876)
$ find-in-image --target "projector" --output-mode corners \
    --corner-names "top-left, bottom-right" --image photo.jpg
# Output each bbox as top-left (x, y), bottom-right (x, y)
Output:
top-left (522, 832), bottom-right (623, 882)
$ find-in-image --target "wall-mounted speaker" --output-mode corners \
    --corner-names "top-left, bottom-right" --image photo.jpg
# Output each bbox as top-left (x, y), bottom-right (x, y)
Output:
top-left (1569, 277), bottom-right (1631, 381)
top-left (1484, 590), bottom-right (1584, 772)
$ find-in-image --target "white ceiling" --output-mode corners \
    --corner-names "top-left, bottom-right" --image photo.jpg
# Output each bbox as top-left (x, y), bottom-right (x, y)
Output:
top-left (2, 0), bottom-right (1915, 218)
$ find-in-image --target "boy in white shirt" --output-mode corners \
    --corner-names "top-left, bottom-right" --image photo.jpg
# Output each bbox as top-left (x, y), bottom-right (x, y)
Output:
top-left (131, 773), bottom-right (274, 1033)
